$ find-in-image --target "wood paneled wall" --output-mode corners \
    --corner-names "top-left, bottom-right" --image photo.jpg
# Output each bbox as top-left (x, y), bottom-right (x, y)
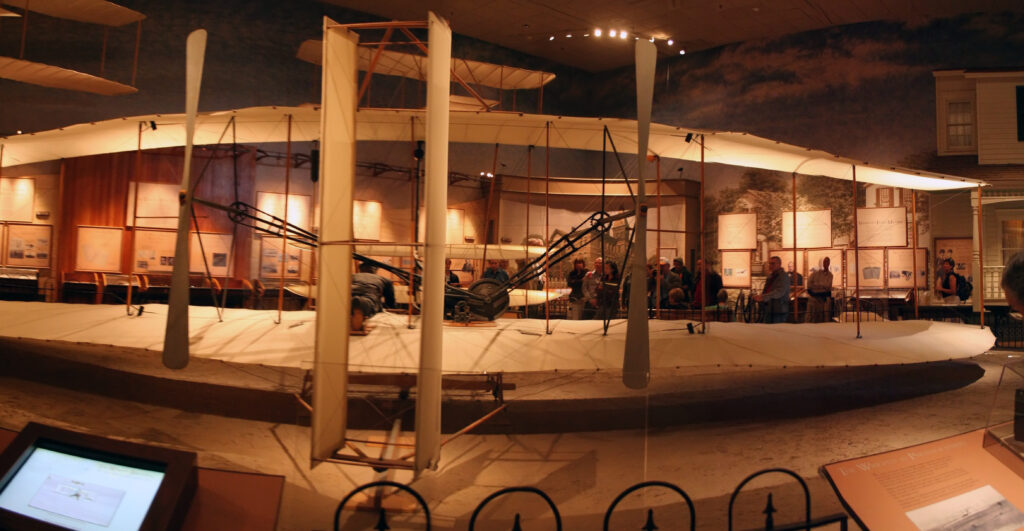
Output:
top-left (59, 147), bottom-right (256, 281)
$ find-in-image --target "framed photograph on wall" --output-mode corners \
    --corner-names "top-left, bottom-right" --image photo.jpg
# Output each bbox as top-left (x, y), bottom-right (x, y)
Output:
top-left (256, 192), bottom-right (312, 233)
top-left (721, 250), bottom-right (752, 288)
top-left (5, 223), bottom-right (52, 268)
top-left (189, 232), bottom-right (233, 277)
top-left (76, 226), bottom-right (123, 273)
top-left (352, 200), bottom-right (382, 241)
top-left (718, 213), bottom-right (757, 250)
top-left (856, 207), bottom-right (908, 247)
top-left (845, 248), bottom-right (885, 289)
top-left (125, 182), bottom-right (179, 229)
top-left (781, 210), bottom-right (831, 249)
top-left (807, 249), bottom-right (843, 288)
top-left (259, 237), bottom-right (306, 279)
top-left (934, 237), bottom-right (973, 281)
top-left (132, 229), bottom-right (177, 273)
top-left (887, 248), bottom-right (928, 289)
top-left (0, 177), bottom-right (35, 222)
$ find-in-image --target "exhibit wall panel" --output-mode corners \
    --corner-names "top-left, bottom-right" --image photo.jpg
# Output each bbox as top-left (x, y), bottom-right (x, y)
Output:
top-left (60, 149), bottom-right (255, 279)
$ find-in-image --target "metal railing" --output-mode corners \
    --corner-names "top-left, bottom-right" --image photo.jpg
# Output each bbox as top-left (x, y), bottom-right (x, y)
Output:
top-left (333, 468), bottom-right (848, 530)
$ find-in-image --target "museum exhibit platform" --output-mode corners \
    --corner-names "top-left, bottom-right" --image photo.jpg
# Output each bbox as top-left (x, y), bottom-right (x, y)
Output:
top-left (0, 300), bottom-right (997, 433)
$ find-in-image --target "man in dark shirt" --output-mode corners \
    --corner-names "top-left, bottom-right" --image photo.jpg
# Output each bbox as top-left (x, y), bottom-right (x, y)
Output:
top-left (351, 262), bottom-right (395, 331)
top-left (692, 258), bottom-right (724, 308)
top-left (445, 258), bottom-right (460, 286)
top-left (482, 259), bottom-right (510, 284)
top-left (566, 257), bottom-right (587, 319)
top-left (753, 256), bottom-right (790, 323)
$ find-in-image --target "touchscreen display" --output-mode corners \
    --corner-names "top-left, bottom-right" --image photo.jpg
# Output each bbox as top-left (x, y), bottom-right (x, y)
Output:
top-left (0, 444), bottom-right (166, 530)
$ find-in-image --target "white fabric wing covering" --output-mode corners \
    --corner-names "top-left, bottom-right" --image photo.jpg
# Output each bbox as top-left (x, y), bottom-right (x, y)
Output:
top-left (1, 105), bottom-right (983, 191)
top-left (0, 302), bottom-right (995, 371)
top-left (296, 39), bottom-right (555, 90)
top-left (2, 0), bottom-right (144, 26)
top-left (0, 56), bottom-right (138, 95)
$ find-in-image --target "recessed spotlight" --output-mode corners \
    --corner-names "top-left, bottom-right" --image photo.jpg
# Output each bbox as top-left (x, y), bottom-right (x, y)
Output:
top-left (594, 28), bottom-right (602, 37)
top-left (549, 36), bottom-right (554, 41)
top-left (566, 33), bottom-right (572, 38)
top-left (609, 29), bottom-right (616, 37)
top-left (16, 130), bottom-right (22, 134)
top-left (679, 49), bottom-right (685, 55)
top-left (620, 30), bottom-right (628, 39)
top-left (667, 39), bottom-right (674, 45)
top-left (584, 33), bottom-right (590, 37)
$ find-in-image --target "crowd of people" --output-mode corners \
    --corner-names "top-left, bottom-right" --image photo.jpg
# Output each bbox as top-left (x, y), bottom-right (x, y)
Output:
top-left (348, 247), bottom-right (1024, 330)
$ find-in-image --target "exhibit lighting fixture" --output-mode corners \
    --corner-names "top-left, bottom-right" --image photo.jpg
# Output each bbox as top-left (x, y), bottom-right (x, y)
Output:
top-left (16, 130), bottom-right (22, 134)
top-left (649, 37), bottom-right (655, 42)
top-left (594, 28), bottom-right (602, 37)
top-left (549, 35), bottom-right (554, 41)
top-left (150, 120), bottom-right (157, 130)
top-left (620, 30), bottom-right (628, 39)
top-left (685, 133), bottom-right (694, 143)
top-left (667, 39), bottom-right (673, 45)
top-left (679, 49), bottom-right (685, 54)
top-left (566, 33), bottom-right (572, 38)
top-left (609, 29), bottom-right (616, 37)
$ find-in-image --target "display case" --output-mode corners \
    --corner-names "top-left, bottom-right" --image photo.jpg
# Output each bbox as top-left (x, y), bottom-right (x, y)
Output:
top-left (985, 355), bottom-right (1024, 458)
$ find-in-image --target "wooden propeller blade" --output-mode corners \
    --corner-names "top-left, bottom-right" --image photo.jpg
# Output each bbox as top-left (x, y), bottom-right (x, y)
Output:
top-left (623, 39), bottom-right (656, 389)
top-left (163, 29), bottom-right (207, 370)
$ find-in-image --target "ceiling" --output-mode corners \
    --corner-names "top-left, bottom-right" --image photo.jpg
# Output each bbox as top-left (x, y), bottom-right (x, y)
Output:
top-left (322, 0), bottom-right (1024, 72)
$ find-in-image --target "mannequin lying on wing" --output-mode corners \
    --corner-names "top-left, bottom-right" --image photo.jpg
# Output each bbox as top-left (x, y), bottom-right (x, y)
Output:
top-left (350, 262), bottom-right (396, 332)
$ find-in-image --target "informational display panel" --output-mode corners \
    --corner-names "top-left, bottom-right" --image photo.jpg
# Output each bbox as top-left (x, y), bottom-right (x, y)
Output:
top-left (125, 182), bottom-right (179, 229)
top-left (935, 237), bottom-right (973, 281)
top-left (823, 429), bottom-right (1024, 531)
top-left (256, 192), bottom-right (312, 233)
top-left (5, 223), bottom-right (52, 268)
top-left (352, 200), bottom-right (382, 241)
top-left (846, 248), bottom-right (885, 289)
top-left (446, 208), bottom-right (464, 244)
top-left (769, 249), bottom-right (805, 283)
top-left (887, 248), bottom-right (928, 288)
top-left (189, 233), bottom-right (232, 277)
top-left (781, 210), bottom-right (831, 248)
top-left (721, 250), bottom-right (751, 288)
top-left (718, 213), bottom-right (757, 250)
top-left (857, 207), bottom-right (907, 247)
top-left (807, 249), bottom-right (843, 288)
top-left (0, 178), bottom-right (35, 222)
top-left (75, 226), bottom-right (123, 272)
top-left (133, 229), bottom-right (176, 273)
top-left (259, 237), bottom-right (306, 279)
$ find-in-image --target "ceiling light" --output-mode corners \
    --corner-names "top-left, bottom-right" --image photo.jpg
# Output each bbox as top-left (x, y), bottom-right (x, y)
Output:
top-left (566, 33), bottom-right (572, 38)
top-left (584, 33), bottom-right (590, 37)
top-left (649, 37), bottom-right (655, 42)
top-left (594, 28), bottom-right (602, 37)
top-left (16, 130), bottom-right (22, 134)
top-left (620, 30), bottom-right (628, 39)
top-left (679, 49), bottom-right (685, 55)
top-left (667, 39), bottom-right (674, 45)
top-left (609, 29), bottom-right (616, 37)
top-left (549, 36), bottom-right (554, 41)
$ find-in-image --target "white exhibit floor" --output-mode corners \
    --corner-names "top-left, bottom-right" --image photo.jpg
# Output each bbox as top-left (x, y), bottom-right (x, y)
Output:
top-left (0, 301), bottom-right (995, 373)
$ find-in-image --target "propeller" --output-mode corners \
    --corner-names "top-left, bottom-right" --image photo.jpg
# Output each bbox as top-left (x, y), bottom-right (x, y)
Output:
top-left (622, 39), bottom-right (656, 389)
top-left (162, 29), bottom-right (207, 370)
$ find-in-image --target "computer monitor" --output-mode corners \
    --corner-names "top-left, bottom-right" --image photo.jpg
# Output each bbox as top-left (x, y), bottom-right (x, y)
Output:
top-left (0, 422), bottom-right (197, 530)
